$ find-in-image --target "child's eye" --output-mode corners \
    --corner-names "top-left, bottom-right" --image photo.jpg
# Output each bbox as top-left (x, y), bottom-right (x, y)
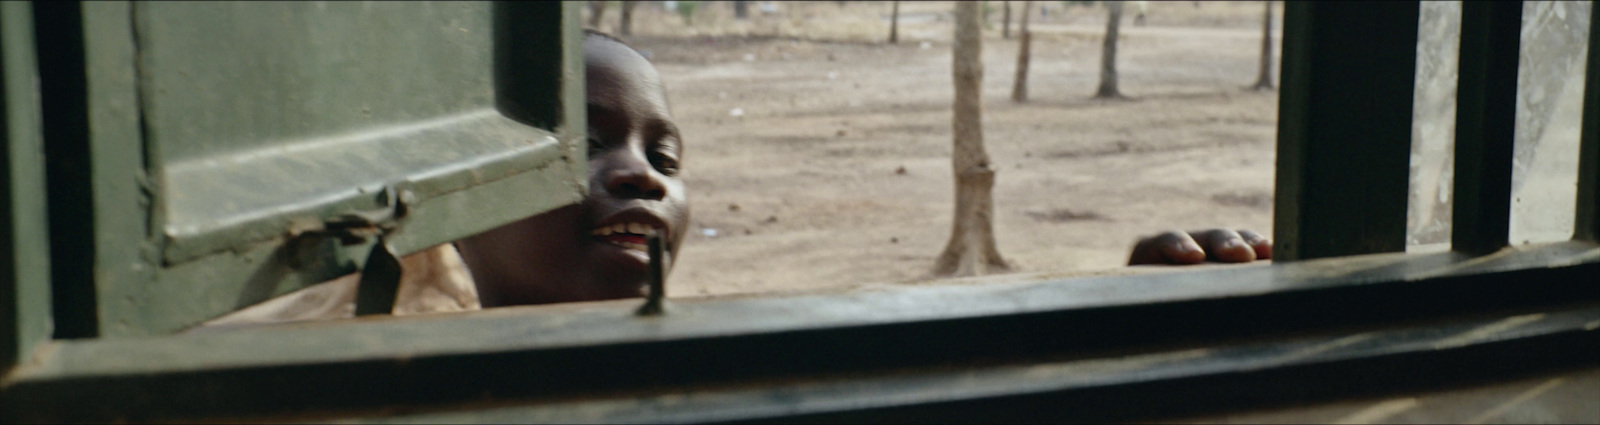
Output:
top-left (649, 151), bottom-right (680, 176)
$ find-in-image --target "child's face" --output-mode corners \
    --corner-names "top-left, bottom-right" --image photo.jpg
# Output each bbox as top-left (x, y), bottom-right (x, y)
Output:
top-left (455, 36), bottom-right (689, 307)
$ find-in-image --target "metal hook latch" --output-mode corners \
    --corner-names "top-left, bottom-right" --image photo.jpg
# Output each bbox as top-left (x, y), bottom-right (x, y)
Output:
top-left (350, 187), bottom-right (413, 316)
top-left (353, 236), bottom-right (402, 316)
top-left (288, 186), bottom-right (414, 316)
top-left (635, 232), bottom-right (668, 316)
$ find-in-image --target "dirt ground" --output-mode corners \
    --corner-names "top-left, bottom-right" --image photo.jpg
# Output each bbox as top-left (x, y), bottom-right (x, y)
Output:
top-left (590, 1), bottom-right (1284, 297)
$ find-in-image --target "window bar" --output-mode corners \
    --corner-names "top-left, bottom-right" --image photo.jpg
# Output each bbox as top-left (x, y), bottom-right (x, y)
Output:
top-left (1450, 1), bottom-right (1521, 255)
top-left (1273, 2), bottom-right (1418, 261)
top-left (1576, 1), bottom-right (1599, 243)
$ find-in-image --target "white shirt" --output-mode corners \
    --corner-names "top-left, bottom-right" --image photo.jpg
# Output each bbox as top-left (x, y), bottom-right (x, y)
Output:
top-left (196, 244), bottom-right (480, 330)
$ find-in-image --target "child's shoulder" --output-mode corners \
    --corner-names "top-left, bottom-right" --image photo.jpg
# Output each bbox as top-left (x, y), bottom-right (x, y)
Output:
top-left (192, 244), bottom-right (479, 331)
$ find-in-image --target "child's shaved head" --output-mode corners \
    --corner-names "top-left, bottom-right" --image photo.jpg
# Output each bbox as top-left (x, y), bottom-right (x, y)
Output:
top-left (584, 31), bottom-right (671, 116)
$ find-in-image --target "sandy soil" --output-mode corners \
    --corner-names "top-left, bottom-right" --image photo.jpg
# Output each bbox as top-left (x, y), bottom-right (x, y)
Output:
top-left (591, 1), bottom-right (1285, 297)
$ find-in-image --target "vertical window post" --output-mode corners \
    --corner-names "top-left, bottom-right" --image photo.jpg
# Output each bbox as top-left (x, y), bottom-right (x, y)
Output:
top-left (1576, 1), bottom-right (1600, 243)
top-left (1451, 1), bottom-right (1521, 255)
top-left (1274, 1), bottom-right (1419, 261)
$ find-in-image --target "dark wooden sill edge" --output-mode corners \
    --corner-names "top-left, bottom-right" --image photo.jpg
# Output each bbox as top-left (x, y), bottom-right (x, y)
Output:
top-left (2, 241), bottom-right (1596, 422)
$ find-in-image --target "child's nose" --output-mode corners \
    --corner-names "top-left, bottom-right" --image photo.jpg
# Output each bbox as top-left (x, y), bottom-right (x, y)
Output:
top-left (600, 152), bottom-right (666, 201)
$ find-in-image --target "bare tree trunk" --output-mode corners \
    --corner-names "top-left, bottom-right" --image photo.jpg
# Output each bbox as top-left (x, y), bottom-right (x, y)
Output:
top-left (734, 0), bottom-right (749, 20)
top-left (1094, 0), bottom-right (1125, 99)
top-left (1253, 1), bottom-right (1276, 90)
top-left (1012, 1), bottom-right (1032, 102)
top-left (619, 1), bottom-right (638, 36)
top-left (889, 0), bottom-right (900, 43)
top-left (1003, 1), bottom-right (1012, 39)
top-left (935, 1), bottom-right (1010, 277)
top-left (588, 0), bottom-right (608, 28)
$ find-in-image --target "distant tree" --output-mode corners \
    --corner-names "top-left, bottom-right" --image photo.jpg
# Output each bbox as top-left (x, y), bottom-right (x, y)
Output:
top-left (1094, 0), bottom-right (1125, 98)
top-left (734, 0), bottom-right (749, 20)
top-left (982, 1), bottom-right (996, 30)
top-left (1003, 1), bottom-right (1013, 39)
top-left (889, 0), bottom-right (901, 43)
top-left (677, 1), bottom-right (699, 26)
top-left (935, 1), bottom-right (1011, 277)
top-left (619, 1), bottom-right (638, 36)
top-left (1252, 1), bottom-right (1276, 90)
top-left (1012, 1), bottom-right (1033, 102)
top-left (588, 0), bottom-right (607, 28)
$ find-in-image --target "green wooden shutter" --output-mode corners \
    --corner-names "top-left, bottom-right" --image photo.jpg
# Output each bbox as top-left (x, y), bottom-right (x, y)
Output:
top-left (38, 1), bottom-right (585, 337)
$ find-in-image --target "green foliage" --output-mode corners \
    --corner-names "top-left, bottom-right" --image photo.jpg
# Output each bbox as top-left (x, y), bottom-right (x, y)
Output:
top-left (982, 1), bottom-right (998, 30)
top-left (677, 1), bottom-right (699, 25)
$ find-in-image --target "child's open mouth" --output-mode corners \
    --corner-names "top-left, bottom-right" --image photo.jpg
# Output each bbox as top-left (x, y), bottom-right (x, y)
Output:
top-left (590, 222), bottom-right (660, 252)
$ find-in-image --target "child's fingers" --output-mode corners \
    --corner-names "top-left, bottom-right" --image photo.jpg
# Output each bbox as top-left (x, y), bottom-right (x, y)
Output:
top-left (1128, 231), bottom-right (1206, 265)
top-left (1236, 229), bottom-right (1272, 260)
top-left (1190, 229), bottom-right (1257, 263)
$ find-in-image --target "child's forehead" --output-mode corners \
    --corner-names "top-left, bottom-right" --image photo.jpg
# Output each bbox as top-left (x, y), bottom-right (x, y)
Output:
top-left (584, 37), bottom-right (668, 109)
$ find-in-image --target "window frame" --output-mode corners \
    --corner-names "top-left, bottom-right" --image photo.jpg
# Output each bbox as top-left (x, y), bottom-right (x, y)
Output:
top-left (4, 1), bottom-right (1599, 422)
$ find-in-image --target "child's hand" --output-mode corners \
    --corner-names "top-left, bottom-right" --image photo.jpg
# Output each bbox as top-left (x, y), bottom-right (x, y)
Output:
top-left (1127, 229), bottom-right (1272, 265)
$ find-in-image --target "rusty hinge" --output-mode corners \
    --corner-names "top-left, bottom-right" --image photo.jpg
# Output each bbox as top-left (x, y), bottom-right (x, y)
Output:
top-left (288, 186), bottom-right (414, 244)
